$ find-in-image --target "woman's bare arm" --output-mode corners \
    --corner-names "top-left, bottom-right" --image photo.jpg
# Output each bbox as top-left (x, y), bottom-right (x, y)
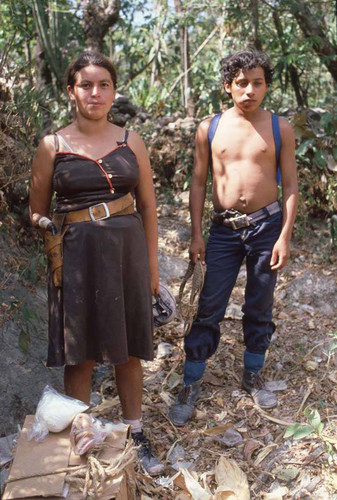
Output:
top-left (128, 131), bottom-right (159, 295)
top-left (29, 135), bottom-right (55, 230)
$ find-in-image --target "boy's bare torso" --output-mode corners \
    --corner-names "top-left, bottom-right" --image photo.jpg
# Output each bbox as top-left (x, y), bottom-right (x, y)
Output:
top-left (211, 107), bottom-right (279, 214)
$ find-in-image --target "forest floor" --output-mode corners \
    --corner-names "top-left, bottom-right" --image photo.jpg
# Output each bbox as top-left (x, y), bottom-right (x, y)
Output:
top-left (92, 195), bottom-right (337, 499)
top-left (1, 194), bottom-right (337, 499)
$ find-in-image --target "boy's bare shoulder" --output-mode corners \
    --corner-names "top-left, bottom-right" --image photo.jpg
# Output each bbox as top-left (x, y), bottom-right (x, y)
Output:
top-left (278, 116), bottom-right (295, 141)
top-left (197, 116), bottom-right (212, 132)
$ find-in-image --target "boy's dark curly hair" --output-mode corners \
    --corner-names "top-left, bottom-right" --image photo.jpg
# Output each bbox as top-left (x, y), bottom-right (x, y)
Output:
top-left (220, 49), bottom-right (274, 86)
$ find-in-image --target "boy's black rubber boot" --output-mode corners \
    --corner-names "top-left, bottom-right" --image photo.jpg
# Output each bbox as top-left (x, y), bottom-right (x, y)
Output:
top-left (169, 380), bottom-right (201, 427)
top-left (242, 369), bottom-right (277, 409)
top-left (132, 431), bottom-right (165, 476)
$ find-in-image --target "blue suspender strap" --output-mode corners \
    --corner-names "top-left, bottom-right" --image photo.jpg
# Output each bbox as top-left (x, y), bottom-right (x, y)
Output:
top-left (272, 113), bottom-right (282, 184)
top-left (208, 113), bottom-right (222, 174)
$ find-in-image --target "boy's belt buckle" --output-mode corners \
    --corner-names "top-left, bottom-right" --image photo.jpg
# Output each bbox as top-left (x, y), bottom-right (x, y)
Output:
top-left (89, 202), bottom-right (110, 221)
top-left (229, 214), bottom-right (250, 230)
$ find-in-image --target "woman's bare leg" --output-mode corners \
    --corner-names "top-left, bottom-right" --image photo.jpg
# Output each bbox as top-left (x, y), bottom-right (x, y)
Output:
top-left (115, 356), bottom-right (143, 420)
top-left (64, 360), bottom-right (96, 404)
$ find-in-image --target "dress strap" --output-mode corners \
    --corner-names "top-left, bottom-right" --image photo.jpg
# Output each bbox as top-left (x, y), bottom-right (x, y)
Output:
top-left (117, 129), bottom-right (129, 145)
top-left (53, 133), bottom-right (60, 152)
top-left (55, 133), bottom-right (74, 152)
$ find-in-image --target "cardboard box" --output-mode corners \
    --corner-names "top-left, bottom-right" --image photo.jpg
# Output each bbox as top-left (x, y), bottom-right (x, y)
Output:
top-left (3, 416), bottom-right (135, 500)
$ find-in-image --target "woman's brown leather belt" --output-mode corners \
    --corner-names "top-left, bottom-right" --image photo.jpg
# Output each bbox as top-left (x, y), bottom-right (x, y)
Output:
top-left (45, 193), bottom-right (135, 288)
top-left (53, 192), bottom-right (135, 227)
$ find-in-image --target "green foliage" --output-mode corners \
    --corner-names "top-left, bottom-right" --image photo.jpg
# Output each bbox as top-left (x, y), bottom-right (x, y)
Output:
top-left (329, 216), bottom-right (337, 249)
top-left (329, 331), bottom-right (337, 352)
top-left (293, 109), bottom-right (337, 218)
top-left (0, 0), bottom-right (336, 221)
top-left (284, 407), bottom-right (324, 440)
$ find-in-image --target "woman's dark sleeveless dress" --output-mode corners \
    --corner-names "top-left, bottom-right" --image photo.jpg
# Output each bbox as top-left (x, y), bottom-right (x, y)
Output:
top-left (47, 132), bottom-right (154, 367)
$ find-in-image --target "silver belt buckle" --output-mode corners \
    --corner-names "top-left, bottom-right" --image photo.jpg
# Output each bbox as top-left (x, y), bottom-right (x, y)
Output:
top-left (89, 202), bottom-right (110, 221)
top-left (229, 214), bottom-right (250, 230)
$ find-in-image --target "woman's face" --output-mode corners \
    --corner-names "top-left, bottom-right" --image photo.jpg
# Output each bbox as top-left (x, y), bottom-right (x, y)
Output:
top-left (67, 64), bottom-right (116, 120)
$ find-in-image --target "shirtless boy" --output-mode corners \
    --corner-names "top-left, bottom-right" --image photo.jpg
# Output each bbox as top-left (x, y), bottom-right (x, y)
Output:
top-left (169, 49), bottom-right (298, 426)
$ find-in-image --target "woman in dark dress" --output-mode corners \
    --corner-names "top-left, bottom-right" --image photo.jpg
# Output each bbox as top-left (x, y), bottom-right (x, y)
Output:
top-left (29, 51), bottom-right (163, 475)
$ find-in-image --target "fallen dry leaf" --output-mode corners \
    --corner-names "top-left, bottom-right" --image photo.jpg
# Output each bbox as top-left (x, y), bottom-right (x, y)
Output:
top-left (214, 456), bottom-right (250, 499)
top-left (261, 485), bottom-right (289, 499)
top-left (203, 424), bottom-right (232, 436)
top-left (243, 439), bottom-right (263, 463)
top-left (254, 443), bottom-right (278, 466)
top-left (180, 469), bottom-right (212, 500)
top-left (203, 372), bottom-right (223, 386)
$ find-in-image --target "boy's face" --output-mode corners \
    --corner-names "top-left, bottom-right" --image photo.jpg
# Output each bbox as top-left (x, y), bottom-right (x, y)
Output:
top-left (224, 67), bottom-right (268, 111)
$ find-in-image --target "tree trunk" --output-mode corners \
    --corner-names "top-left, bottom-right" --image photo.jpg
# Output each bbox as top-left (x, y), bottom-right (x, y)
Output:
top-left (272, 10), bottom-right (308, 107)
top-left (250, 0), bottom-right (262, 50)
top-left (287, 0), bottom-right (337, 82)
top-left (83, 0), bottom-right (120, 53)
top-left (174, 0), bottom-right (195, 116)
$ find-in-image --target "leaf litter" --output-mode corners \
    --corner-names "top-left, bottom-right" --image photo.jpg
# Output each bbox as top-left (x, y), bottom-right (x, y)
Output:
top-left (1, 198), bottom-right (336, 498)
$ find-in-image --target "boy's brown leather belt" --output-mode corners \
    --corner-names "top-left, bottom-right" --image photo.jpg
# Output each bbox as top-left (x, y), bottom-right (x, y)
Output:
top-left (53, 192), bottom-right (135, 227)
top-left (212, 201), bottom-right (281, 230)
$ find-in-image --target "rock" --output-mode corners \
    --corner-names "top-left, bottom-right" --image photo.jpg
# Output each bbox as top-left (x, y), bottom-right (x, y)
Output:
top-left (1, 469), bottom-right (9, 496)
top-left (89, 391), bottom-right (102, 406)
top-left (220, 428), bottom-right (243, 447)
top-left (180, 117), bottom-right (197, 132)
top-left (0, 434), bottom-right (17, 466)
top-left (304, 360), bottom-right (319, 371)
top-left (225, 302), bottom-right (242, 320)
top-left (168, 444), bottom-right (185, 463)
top-left (160, 204), bottom-right (171, 217)
top-left (278, 311), bottom-right (289, 320)
top-left (158, 251), bottom-right (187, 282)
top-left (171, 461), bottom-right (195, 471)
top-left (156, 342), bottom-right (174, 359)
top-left (263, 484), bottom-right (289, 499)
top-left (111, 112), bottom-right (127, 126)
top-left (275, 466), bottom-right (300, 482)
top-left (137, 112), bottom-right (149, 122)
top-left (177, 191), bottom-right (189, 205)
top-left (318, 303), bottom-right (335, 316)
top-left (286, 271), bottom-right (336, 314)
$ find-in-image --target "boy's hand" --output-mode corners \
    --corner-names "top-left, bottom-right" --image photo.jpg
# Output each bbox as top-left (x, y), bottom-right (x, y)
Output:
top-left (189, 235), bottom-right (206, 264)
top-left (270, 238), bottom-right (290, 270)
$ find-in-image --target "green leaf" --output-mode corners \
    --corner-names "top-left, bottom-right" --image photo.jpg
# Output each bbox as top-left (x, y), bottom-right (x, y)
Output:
top-left (308, 409), bottom-right (321, 429)
top-left (284, 423), bottom-right (302, 438)
top-left (296, 139), bottom-right (314, 156)
top-left (293, 425), bottom-right (314, 440)
top-left (314, 150), bottom-right (328, 169)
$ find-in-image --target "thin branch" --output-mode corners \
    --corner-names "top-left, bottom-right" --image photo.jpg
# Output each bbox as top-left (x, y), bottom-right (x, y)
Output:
top-left (260, 0), bottom-right (277, 10)
top-left (168, 24), bottom-right (219, 96)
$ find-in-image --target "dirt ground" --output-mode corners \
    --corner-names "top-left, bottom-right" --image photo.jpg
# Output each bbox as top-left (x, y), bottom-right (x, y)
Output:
top-left (91, 198), bottom-right (337, 499)
top-left (1, 197), bottom-right (336, 499)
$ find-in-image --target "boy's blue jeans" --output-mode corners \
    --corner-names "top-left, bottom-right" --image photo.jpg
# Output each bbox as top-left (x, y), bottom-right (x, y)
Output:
top-left (184, 211), bottom-right (282, 386)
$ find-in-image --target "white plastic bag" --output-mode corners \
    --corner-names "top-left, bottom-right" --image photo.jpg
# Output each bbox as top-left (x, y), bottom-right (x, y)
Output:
top-left (27, 385), bottom-right (89, 442)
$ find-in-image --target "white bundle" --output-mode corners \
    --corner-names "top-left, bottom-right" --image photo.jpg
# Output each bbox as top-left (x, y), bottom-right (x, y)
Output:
top-left (27, 385), bottom-right (89, 442)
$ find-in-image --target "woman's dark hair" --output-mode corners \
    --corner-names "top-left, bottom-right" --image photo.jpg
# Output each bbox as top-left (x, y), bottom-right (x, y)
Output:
top-left (66, 51), bottom-right (118, 88)
top-left (220, 49), bottom-right (274, 86)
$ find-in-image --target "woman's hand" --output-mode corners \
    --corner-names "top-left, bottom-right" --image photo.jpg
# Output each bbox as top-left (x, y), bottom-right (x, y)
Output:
top-left (150, 265), bottom-right (160, 296)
